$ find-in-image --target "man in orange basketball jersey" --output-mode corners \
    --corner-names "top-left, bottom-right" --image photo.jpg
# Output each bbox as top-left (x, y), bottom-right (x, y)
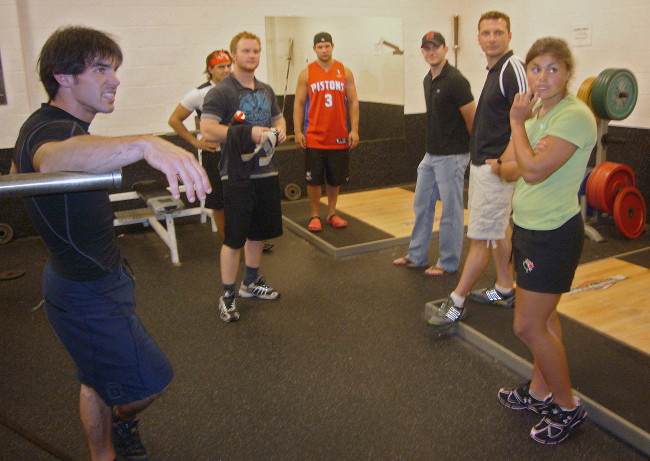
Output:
top-left (294, 32), bottom-right (360, 232)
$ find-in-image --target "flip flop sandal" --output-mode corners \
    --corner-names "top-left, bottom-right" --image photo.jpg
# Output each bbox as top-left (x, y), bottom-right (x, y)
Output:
top-left (308, 216), bottom-right (322, 233)
top-left (393, 256), bottom-right (424, 268)
top-left (424, 265), bottom-right (453, 276)
top-left (326, 214), bottom-right (348, 228)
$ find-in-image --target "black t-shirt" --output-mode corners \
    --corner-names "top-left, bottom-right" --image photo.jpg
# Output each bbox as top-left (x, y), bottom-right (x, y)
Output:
top-left (13, 104), bottom-right (120, 280)
top-left (423, 61), bottom-right (474, 156)
top-left (470, 51), bottom-right (527, 165)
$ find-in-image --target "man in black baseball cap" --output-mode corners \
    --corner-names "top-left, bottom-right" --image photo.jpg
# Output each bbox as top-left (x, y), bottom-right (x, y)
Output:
top-left (395, 28), bottom-right (476, 281)
top-left (295, 30), bottom-right (360, 232)
top-left (314, 31), bottom-right (333, 45)
top-left (421, 31), bottom-right (446, 47)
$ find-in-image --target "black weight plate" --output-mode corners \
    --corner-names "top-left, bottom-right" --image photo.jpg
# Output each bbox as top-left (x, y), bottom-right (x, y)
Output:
top-left (0, 270), bottom-right (26, 281)
top-left (0, 223), bottom-right (14, 244)
top-left (284, 183), bottom-right (302, 201)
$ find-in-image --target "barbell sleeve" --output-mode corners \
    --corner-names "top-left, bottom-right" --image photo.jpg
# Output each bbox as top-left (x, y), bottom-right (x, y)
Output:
top-left (0, 170), bottom-right (122, 198)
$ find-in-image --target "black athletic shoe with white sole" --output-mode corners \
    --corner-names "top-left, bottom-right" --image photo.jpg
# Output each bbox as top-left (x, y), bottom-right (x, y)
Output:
top-left (218, 290), bottom-right (240, 322)
top-left (530, 400), bottom-right (587, 444)
top-left (426, 297), bottom-right (466, 328)
top-left (468, 286), bottom-right (515, 307)
top-left (262, 241), bottom-right (274, 252)
top-left (239, 277), bottom-right (280, 300)
top-left (498, 381), bottom-right (553, 415)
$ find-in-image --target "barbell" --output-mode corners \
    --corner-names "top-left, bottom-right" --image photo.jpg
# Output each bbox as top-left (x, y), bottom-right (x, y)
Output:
top-left (0, 170), bottom-right (122, 198)
top-left (577, 68), bottom-right (638, 121)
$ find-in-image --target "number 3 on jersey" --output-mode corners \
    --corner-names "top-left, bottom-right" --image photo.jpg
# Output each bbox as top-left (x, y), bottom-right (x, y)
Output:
top-left (324, 93), bottom-right (333, 107)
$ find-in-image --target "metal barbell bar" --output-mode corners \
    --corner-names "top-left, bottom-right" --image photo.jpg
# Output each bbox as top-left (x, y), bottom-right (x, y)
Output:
top-left (0, 170), bottom-right (122, 198)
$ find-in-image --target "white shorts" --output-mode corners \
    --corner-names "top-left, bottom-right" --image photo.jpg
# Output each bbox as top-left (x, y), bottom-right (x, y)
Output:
top-left (467, 164), bottom-right (515, 240)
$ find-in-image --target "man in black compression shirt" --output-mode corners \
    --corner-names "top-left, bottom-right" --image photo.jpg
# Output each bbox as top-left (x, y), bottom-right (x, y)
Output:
top-left (11, 26), bottom-right (210, 461)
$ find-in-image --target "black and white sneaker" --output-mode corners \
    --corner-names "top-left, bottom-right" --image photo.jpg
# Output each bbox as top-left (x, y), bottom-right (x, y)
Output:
top-left (468, 286), bottom-right (515, 307)
top-left (530, 400), bottom-right (587, 444)
top-left (498, 381), bottom-right (553, 414)
top-left (239, 277), bottom-right (280, 300)
top-left (218, 290), bottom-right (240, 322)
top-left (262, 241), bottom-right (274, 252)
top-left (113, 418), bottom-right (148, 460)
top-left (426, 297), bottom-right (466, 328)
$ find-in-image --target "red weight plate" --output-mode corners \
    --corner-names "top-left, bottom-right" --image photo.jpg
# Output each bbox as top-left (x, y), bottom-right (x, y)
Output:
top-left (613, 186), bottom-right (646, 239)
top-left (600, 162), bottom-right (636, 215)
top-left (591, 162), bottom-right (610, 212)
top-left (586, 162), bottom-right (605, 210)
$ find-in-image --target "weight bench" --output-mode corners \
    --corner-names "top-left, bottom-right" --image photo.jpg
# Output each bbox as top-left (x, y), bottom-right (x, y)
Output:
top-left (110, 180), bottom-right (193, 265)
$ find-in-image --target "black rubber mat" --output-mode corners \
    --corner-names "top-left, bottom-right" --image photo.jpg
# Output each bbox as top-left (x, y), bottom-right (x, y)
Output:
top-left (620, 247), bottom-right (650, 268)
top-left (0, 223), bottom-right (647, 459)
top-left (282, 199), bottom-right (393, 247)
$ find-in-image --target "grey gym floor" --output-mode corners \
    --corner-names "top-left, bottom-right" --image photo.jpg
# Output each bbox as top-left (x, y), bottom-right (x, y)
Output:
top-left (0, 212), bottom-right (648, 460)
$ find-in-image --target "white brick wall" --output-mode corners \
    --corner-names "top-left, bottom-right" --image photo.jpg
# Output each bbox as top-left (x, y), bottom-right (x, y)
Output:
top-left (1, 0), bottom-right (648, 148)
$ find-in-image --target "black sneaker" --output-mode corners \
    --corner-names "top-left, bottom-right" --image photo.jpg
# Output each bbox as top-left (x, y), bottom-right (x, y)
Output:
top-left (468, 286), bottom-right (515, 307)
top-left (262, 241), bottom-right (274, 252)
top-left (426, 297), bottom-right (466, 328)
top-left (530, 400), bottom-right (587, 444)
top-left (218, 290), bottom-right (240, 322)
top-left (239, 277), bottom-right (280, 300)
top-left (113, 419), bottom-right (148, 460)
top-left (498, 381), bottom-right (553, 414)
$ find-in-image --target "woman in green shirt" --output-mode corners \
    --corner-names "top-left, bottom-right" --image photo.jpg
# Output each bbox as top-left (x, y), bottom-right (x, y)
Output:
top-left (490, 37), bottom-right (597, 445)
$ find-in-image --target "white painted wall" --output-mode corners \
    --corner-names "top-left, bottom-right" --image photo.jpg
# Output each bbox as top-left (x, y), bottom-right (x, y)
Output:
top-left (1, 0), bottom-right (648, 148)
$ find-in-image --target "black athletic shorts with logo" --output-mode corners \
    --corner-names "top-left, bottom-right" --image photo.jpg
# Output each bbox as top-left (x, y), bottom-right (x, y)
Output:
top-left (42, 261), bottom-right (173, 405)
top-left (513, 213), bottom-right (584, 294)
top-left (305, 148), bottom-right (350, 186)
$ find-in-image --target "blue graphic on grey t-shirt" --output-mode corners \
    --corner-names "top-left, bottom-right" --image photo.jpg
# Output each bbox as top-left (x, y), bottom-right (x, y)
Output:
top-left (239, 92), bottom-right (271, 127)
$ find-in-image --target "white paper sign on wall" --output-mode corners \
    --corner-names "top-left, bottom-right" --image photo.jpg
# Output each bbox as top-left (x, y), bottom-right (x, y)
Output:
top-left (571, 24), bottom-right (592, 47)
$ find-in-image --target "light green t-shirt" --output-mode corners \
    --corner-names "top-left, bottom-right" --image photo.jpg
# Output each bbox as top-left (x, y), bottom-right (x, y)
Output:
top-left (512, 94), bottom-right (597, 230)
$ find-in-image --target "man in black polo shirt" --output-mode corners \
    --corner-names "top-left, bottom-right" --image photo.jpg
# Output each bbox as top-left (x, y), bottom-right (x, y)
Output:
top-left (428, 11), bottom-right (527, 327)
top-left (393, 31), bottom-right (475, 276)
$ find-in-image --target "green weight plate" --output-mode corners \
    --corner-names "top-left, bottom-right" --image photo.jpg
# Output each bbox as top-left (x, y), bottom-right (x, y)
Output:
top-left (592, 68), bottom-right (638, 120)
top-left (591, 68), bottom-right (615, 119)
top-left (604, 69), bottom-right (638, 120)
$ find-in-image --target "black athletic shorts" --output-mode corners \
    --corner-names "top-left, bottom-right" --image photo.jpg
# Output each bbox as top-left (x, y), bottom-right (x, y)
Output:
top-left (222, 176), bottom-right (283, 249)
top-left (42, 261), bottom-right (173, 406)
top-left (201, 149), bottom-right (224, 210)
top-left (305, 148), bottom-right (350, 186)
top-left (513, 213), bottom-right (584, 294)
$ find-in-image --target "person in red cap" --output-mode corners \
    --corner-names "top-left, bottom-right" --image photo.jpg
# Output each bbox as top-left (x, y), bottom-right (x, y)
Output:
top-left (293, 31), bottom-right (360, 232)
top-left (168, 49), bottom-right (232, 238)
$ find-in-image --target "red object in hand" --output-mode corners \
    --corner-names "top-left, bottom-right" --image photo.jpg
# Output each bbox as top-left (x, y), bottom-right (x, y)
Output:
top-left (232, 111), bottom-right (246, 124)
